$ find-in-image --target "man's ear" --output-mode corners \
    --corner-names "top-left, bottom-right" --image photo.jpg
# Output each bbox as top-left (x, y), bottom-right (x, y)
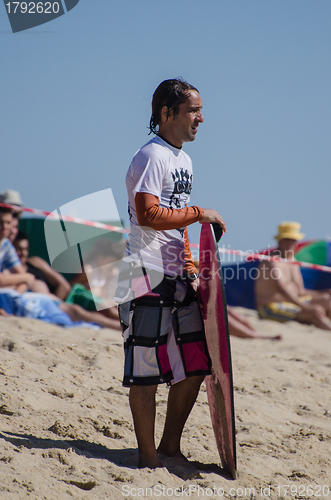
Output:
top-left (160, 105), bottom-right (172, 124)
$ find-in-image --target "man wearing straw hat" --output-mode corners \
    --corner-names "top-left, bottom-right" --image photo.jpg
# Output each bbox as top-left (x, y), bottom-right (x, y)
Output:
top-left (255, 222), bottom-right (331, 331)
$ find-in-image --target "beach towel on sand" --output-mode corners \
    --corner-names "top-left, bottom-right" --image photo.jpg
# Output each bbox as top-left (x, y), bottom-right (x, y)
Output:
top-left (0, 290), bottom-right (99, 328)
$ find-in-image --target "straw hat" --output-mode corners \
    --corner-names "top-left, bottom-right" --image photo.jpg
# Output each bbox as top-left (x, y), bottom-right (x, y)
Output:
top-left (274, 222), bottom-right (305, 242)
top-left (0, 189), bottom-right (23, 207)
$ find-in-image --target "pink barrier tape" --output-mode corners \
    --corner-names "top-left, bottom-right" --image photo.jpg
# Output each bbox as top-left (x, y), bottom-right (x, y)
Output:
top-left (0, 202), bottom-right (129, 235)
top-left (189, 242), bottom-right (331, 273)
top-left (214, 247), bottom-right (331, 274)
top-left (191, 242), bottom-right (331, 273)
top-left (2, 201), bottom-right (330, 274)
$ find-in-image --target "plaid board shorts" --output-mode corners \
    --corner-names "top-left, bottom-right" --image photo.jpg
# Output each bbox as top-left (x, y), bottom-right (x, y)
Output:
top-left (118, 274), bottom-right (211, 387)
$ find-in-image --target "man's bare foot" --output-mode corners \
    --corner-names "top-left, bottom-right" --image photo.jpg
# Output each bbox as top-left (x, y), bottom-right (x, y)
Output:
top-left (158, 452), bottom-right (200, 480)
top-left (138, 454), bottom-right (163, 469)
top-left (0, 309), bottom-right (10, 317)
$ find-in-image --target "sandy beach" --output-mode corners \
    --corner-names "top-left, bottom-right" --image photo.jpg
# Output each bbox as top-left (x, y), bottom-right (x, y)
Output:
top-left (1, 308), bottom-right (331, 500)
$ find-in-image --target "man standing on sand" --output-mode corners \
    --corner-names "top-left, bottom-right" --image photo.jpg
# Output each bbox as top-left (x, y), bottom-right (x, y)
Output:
top-left (255, 222), bottom-right (331, 331)
top-left (117, 79), bottom-right (226, 468)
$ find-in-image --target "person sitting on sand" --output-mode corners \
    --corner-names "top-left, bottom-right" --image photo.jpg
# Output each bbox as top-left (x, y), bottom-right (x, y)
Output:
top-left (0, 191), bottom-right (42, 293)
top-left (11, 231), bottom-right (121, 330)
top-left (255, 222), bottom-right (331, 331)
top-left (14, 231), bottom-right (71, 300)
top-left (0, 207), bottom-right (36, 292)
top-left (0, 189), bottom-right (24, 243)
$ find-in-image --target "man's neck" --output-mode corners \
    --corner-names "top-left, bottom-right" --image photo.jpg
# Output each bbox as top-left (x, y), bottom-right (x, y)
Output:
top-left (278, 248), bottom-right (295, 260)
top-left (156, 133), bottom-right (182, 149)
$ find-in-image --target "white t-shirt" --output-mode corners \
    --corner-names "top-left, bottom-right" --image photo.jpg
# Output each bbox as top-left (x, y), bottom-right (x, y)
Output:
top-left (124, 135), bottom-right (194, 276)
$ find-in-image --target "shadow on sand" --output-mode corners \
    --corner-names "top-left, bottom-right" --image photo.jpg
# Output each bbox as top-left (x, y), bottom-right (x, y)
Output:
top-left (0, 430), bottom-right (234, 481)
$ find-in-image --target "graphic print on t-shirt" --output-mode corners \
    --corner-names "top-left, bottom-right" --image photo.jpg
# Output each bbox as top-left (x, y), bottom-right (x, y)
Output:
top-left (169, 168), bottom-right (193, 236)
top-left (169, 168), bottom-right (193, 209)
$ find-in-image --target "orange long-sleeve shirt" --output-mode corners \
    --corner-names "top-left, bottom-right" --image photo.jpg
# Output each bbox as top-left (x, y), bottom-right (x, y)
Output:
top-left (135, 192), bottom-right (203, 276)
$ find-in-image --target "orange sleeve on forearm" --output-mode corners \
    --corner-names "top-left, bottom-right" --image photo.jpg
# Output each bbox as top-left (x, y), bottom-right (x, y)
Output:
top-left (183, 226), bottom-right (197, 275)
top-left (135, 192), bottom-right (204, 231)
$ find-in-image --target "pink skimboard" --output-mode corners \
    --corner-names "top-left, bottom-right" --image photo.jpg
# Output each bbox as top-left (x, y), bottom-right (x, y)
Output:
top-left (199, 222), bottom-right (237, 479)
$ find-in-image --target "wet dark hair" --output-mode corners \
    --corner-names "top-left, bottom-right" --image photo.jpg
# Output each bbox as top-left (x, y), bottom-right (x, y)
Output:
top-left (149, 78), bottom-right (199, 135)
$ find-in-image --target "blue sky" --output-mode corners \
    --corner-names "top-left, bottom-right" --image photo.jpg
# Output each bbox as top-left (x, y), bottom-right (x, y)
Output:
top-left (1, 0), bottom-right (330, 255)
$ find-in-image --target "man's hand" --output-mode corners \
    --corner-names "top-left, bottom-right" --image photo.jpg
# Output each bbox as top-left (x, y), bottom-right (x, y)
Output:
top-left (200, 209), bottom-right (226, 233)
top-left (190, 277), bottom-right (199, 293)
